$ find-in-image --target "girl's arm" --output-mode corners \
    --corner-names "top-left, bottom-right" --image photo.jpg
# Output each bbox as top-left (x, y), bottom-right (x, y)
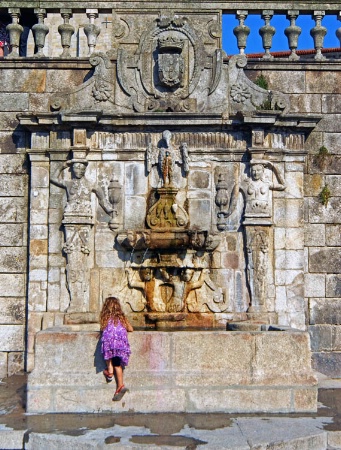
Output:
top-left (125, 318), bottom-right (134, 332)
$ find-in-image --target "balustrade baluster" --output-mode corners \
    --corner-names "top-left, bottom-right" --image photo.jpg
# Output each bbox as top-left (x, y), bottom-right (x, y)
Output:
top-left (32, 9), bottom-right (49, 57)
top-left (84, 9), bottom-right (100, 55)
top-left (336, 12), bottom-right (341, 48)
top-left (233, 10), bottom-right (250, 55)
top-left (310, 11), bottom-right (327, 60)
top-left (58, 9), bottom-right (75, 58)
top-left (6, 8), bottom-right (23, 57)
top-left (259, 10), bottom-right (275, 59)
top-left (284, 11), bottom-right (301, 60)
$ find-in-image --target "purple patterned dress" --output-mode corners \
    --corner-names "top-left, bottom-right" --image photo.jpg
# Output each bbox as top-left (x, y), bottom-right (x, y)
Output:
top-left (101, 318), bottom-right (131, 367)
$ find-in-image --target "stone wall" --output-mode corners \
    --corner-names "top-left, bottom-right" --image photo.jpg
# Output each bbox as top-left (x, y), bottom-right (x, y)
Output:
top-left (246, 61), bottom-right (341, 377)
top-left (0, 153), bottom-right (27, 377)
top-left (0, 58), bottom-right (340, 378)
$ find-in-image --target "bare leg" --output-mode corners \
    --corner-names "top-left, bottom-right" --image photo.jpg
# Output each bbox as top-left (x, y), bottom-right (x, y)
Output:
top-left (106, 359), bottom-right (114, 375)
top-left (114, 365), bottom-right (124, 391)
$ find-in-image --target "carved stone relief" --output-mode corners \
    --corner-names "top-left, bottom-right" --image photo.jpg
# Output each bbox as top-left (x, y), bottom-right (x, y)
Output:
top-left (215, 158), bottom-right (286, 314)
top-left (50, 158), bottom-right (112, 312)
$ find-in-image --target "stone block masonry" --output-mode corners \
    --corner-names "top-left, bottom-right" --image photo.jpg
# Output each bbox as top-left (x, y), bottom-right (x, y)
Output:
top-left (0, 154), bottom-right (28, 377)
top-left (27, 328), bottom-right (317, 414)
top-left (0, 3), bottom-right (339, 384)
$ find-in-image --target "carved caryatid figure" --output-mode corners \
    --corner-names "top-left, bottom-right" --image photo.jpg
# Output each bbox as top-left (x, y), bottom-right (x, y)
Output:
top-left (243, 161), bottom-right (286, 220)
top-left (217, 159), bottom-right (286, 313)
top-left (126, 267), bottom-right (167, 312)
top-left (220, 160), bottom-right (286, 224)
top-left (51, 159), bottom-right (112, 312)
top-left (164, 268), bottom-right (208, 313)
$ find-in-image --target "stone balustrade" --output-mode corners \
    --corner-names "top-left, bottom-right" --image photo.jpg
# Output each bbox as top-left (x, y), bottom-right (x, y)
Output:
top-left (0, 5), bottom-right (340, 59)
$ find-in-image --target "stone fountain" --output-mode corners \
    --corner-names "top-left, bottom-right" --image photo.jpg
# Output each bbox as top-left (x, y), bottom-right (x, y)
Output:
top-left (20, 10), bottom-right (319, 414)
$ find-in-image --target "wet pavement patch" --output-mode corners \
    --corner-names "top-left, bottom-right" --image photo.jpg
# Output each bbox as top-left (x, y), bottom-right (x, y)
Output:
top-left (318, 388), bottom-right (341, 432)
top-left (105, 435), bottom-right (121, 444)
top-left (130, 434), bottom-right (207, 447)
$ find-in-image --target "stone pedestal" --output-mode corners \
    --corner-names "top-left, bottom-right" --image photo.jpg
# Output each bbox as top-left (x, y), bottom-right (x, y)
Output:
top-left (27, 328), bottom-right (317, 414)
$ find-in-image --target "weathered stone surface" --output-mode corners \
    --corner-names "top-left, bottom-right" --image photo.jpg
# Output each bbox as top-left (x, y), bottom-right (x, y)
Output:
top-left (308, 154), bottom-right (341, 175)
top-left (0, 352), bottom-right (7, 378)
top-left (267, 70), bottom-right (305, 93)
top-left (274, 199), bottom-right (304, 228)
top-left (309, 298), bottom-right (341, 325)
top-left (304, 174), bottom-right (323, 197)
top-left (326, 175), bottom-right (341, 196)
top-left (125, 163), bottom-right (148, 196)
top-left (322, 94), bottom-right (341, 114)
top-left (309, 247), bottom-right (341, 273)
top-left (124, 197), bottom-right (146, 229)
top-left (0, 298), bottom-right (25, 325)
top-left (30, 166), bottom-right (49, 189)
top-left (0, 175), bottom-right (26, 197)
top-left (187, 388), bottom-right (293, 413)
top-left (309, 325), bottom-right (333, 351)
top-left (305, 273), bottom-right (325, 298)
top-left (308, 197), bottom-right (341, 224)
top-left (307, 71), bottom-right (341, 94)
top-left (0, 275), bottom-right (25, 297)
top-left (326, 224), bottom-right (341, 246)
top-left (312, 352), bottom-right (341, 378)
top-left (323, 132), bottom-right (341, 155)
top-left (304, 223), bottom-right (325, 247)
top-left (27, 329), bottom-right (317, 413)
top-left (289, 93), bottom-right (321, 114)
top-left (328, 431), bottom-right (341, 449)
top-left (0, 69), bottom-right (46, 93)
top-left (188, 199), bottom-right (211, 230)
top-left (45, 70), bottom-right (89, 93)
top-left (326, 275), bottom-right (341, 298)
top-left (0, 198), bottom-right (27, 223)
top-left (0, 224), bottom-right (24, 246)
top-left (0, 247), bottom-right (27, 272)
top-left (0, 154), bottom-right (26, 174)
top-left (0, 326), bottom-right (24, 352)
top-left (0, 430), bottom-right (27, 450)
top-left (0, 93), bottom-right (29, 111)
top-left (7, 351), bottom-right (24, 376)
top-left (315, 114), bottom-right (341, 133)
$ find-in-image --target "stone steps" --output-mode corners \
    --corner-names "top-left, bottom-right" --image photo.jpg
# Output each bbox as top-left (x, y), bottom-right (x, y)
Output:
top-left (1, 419), bottom-right (339, 449)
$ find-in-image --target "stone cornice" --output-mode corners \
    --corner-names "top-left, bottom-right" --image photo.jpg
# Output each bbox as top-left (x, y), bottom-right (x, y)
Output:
top-left (1, 1), bottom-right (341, 11)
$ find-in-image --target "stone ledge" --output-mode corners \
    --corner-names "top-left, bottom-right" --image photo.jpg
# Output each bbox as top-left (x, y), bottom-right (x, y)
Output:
top-left (28, 328), bottom-right (317, 413)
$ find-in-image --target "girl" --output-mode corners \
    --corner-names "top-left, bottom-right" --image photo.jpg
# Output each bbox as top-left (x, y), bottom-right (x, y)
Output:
top-left (100, 297), bottom-right (133, 401)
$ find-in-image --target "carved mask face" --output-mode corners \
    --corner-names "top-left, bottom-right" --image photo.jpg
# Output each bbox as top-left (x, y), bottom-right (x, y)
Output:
top-left (72, 163), bottom-right (87, 179)
top-left (141, 268), bottom-right (152, 281)
top-left (182, 269), bottom-right (193, 281)
top-left (251, 164), bottom-right (264, 181)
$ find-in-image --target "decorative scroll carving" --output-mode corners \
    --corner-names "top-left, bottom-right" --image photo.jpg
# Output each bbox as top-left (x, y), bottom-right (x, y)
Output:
top-left (228, 55), bottom-right (290, 114)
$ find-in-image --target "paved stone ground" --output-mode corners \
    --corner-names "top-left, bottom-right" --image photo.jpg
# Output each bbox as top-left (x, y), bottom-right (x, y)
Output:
top-left (0, 373), bottom-right (340, 449)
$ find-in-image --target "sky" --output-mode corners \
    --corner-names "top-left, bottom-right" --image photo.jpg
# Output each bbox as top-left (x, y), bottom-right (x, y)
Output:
top-left (222, 14), bottom-right (340, 55)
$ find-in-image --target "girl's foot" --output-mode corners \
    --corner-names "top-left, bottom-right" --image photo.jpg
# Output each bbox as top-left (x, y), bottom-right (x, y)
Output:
top-left (112, 385), bottom-right (128, 401)
top-left (115, 385), bottom-right (127, 395)
top-left (103, 369), bottom-right (114, 382)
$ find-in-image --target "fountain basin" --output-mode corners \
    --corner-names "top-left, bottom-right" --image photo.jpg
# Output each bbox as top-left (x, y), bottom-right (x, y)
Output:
top-left (27, 328), bottom-right (317, 414)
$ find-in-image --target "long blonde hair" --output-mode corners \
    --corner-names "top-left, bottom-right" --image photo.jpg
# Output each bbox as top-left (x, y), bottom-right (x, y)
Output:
top-left (100, 297), bottom-right (128, 331)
